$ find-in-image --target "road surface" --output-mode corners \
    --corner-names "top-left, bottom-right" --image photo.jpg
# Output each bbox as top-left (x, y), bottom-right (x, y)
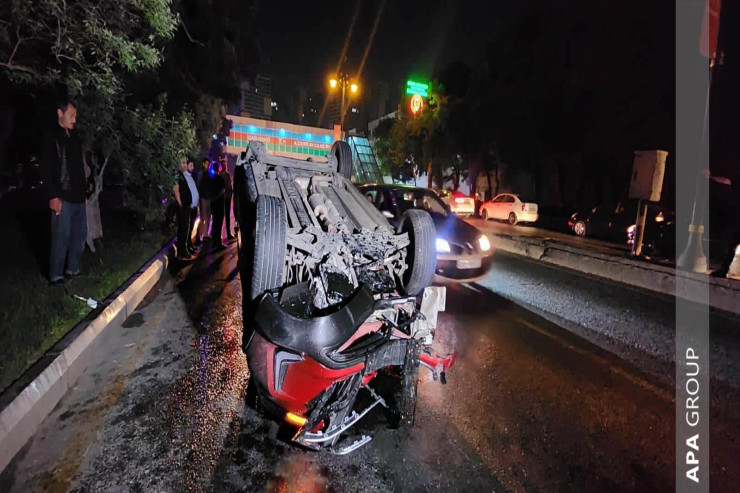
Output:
top-left (1, 242), bottom-right (738, 492)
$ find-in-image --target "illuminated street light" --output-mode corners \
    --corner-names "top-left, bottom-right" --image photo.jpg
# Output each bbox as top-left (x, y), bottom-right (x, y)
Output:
top-left (328, 73), bottom-right (359, 131)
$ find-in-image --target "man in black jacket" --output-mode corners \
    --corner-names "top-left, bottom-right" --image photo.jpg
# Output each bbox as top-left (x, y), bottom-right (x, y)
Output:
top-left (173, 156), bottom-right (199, 260)
top-left (210, 160), bottom-right (227, 249)
top-left (219, 155), bottom-right (235, 240)
top-left (196, 158), bottom-right (213, 243)
top-left (38, 101), bottom-right (87, 284)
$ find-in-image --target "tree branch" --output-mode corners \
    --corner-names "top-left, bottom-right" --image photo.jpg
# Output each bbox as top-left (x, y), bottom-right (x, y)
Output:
top-left (0, 62), bottom-right (37, 74)
top-left (7, 27), bottom-right (23, 66)
top-left (180, 19), bottom-right (204, 46)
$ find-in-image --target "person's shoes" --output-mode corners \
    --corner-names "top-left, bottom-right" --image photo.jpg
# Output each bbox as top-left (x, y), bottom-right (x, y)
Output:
top-left (50, 277), bottom-right (66, 285)
top-left (65, 270), bottom-right (80, 278)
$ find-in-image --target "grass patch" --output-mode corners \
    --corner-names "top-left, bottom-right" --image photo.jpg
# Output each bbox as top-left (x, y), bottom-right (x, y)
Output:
top-left (0, 200), bottom-right (172, 393)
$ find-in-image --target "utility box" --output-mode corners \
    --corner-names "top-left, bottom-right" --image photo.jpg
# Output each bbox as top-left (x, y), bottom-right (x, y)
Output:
top-left (629, 150), bottom-right (667, 202)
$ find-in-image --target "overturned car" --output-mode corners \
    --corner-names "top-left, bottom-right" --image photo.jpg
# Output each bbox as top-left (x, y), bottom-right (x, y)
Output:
top-left (235, 141), bottom-right (455, 454)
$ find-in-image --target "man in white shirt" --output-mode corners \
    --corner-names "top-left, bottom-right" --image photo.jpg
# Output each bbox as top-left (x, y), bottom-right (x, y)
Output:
top-left (173, 157), bottom-right (199, 260)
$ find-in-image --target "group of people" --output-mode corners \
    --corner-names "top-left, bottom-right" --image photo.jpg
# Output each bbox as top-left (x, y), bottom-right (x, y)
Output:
top-left (173, 154), bottom-right (235, 261)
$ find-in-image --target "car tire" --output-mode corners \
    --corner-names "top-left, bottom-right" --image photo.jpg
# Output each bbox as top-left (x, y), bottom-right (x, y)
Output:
top-left (508, 212), bottom-right (518, 225)
top-left (331, 140), bottom-right (353, 180)
top-left (481, 208), bottom-right (489, 220)
top-left (250, 195), bottom-right (287, 301)
top-left (397, 209), bottom-right (436, 296)
top-left (573, 220), bottom-right (587, 237)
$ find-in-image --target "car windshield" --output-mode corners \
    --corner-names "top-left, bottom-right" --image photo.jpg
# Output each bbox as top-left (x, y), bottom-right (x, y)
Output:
top-left (516, 196), bottom-right (535, 203)
top-left (392, 188), bottom-right (449, 216)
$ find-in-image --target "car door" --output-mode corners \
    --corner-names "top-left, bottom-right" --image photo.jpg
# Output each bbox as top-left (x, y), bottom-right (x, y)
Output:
top-left (490, 194), bottom-right (504, 219)
top-left (501, 194), bottom-right (516, 219)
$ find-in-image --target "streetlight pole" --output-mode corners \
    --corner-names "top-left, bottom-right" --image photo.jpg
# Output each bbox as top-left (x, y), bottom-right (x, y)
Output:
top-left (340, 79), bottom-right (347, 130)
top-left (329, 74), bottom-right (358, 132)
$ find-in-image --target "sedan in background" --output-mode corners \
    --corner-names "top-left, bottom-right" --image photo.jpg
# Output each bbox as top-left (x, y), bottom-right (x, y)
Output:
top-left (479, 193), bottom-right (539, 225)
top-left (569, 201), bottom-right (675, 258)
top-left (436, 189), bottom-right (476, 216)
top-left (358, 184), bottom-right (494, 281)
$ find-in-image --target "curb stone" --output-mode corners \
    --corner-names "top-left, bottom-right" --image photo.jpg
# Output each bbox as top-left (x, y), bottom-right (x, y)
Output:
top-left (0, 239), bottom-right (175, 474)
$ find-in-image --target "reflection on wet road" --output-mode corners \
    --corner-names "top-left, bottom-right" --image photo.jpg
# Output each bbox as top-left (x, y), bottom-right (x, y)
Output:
top-left (3, 243), bottom-right (739, 491)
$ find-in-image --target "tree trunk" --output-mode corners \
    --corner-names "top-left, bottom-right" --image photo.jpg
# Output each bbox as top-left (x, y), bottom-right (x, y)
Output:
top-left (486, 172), bottom-right (493, 201)
top-left (426, 160), bottom-right (433, 188)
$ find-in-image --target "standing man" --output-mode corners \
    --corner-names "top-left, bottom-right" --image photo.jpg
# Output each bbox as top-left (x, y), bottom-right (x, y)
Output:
top-left (39, 100), bottom-right (87, 284)
top-left (219, 155), bottom-right (235, 240)
top-left (210, 160), bottom-right (227, 249)
top-left (173, 156), bottom-right (199, 260)
top-left (197, 158), bottom-right (213, 244)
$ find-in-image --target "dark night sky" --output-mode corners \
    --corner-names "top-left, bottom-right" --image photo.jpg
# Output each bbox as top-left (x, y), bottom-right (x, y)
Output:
top-left (256, 0), bottom-right (506, 99)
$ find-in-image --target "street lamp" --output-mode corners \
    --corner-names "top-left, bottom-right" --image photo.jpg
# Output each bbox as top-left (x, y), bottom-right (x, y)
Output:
top-left (328, 74), bottom-right (359, 130)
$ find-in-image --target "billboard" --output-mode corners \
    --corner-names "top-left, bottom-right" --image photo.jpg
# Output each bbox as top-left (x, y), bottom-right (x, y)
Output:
top-left (225, 115), bottom-right (342, 161)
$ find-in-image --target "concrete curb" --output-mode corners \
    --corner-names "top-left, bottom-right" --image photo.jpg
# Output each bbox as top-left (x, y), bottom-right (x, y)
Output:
top-left (0, 239), bottom-right (175, 474)
top-left (490, 233), bottom-right (740, 316)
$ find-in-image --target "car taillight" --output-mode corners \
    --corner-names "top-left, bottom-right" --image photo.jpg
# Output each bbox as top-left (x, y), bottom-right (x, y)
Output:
top-left (522, 204), bottom-right (526, 211)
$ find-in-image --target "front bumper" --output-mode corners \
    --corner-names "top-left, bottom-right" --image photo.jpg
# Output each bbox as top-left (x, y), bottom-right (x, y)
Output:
top-left (434, 254), bottom-right (494, 281)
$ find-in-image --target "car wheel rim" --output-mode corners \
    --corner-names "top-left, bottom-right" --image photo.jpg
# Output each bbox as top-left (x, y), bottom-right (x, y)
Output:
top-left (575, 222), bottom-right (585, 236)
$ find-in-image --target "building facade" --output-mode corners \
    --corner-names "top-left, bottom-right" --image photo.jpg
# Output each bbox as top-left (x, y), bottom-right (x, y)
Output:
top-left (240, 75), bottom-right (272, 120)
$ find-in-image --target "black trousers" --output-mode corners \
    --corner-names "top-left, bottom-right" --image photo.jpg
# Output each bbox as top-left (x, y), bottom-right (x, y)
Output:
top-left (211, 197), bottom-right (225, 245)
top-left (224, 194), bottom-right (233, 235)
top-left (177, 206), bottom-right (196, 254)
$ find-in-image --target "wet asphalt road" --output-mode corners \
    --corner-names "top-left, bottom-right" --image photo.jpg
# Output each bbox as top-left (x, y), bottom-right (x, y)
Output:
top-left (2, 241), bottom-right (739, 492)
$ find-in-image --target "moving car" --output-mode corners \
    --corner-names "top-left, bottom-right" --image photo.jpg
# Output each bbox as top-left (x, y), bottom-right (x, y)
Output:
top-left (357, 184), bottom-right (494, 281)
top-left (235, 141), bottom-right (455, 454)
top-left (436, 189), bottom-right (475, 216)
top-left (479, 193), bottom-right (539, 224)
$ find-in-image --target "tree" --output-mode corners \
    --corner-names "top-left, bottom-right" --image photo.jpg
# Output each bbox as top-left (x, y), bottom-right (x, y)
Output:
top-left (375, 82), bottom-right (452, 187)
top-left (118, 97), bottom-right (197, 229)
top-left (1, 0), bottom-right (177, 94)
top-left (1, 0), bottom-right (180, 201)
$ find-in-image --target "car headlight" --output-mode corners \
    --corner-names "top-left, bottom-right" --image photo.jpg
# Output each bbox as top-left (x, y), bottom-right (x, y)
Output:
top-left (627, 224), bottom-right (636, 234)
top-left (436, 238), bottom-right (451, 253)
top-left (478, 235), bottom-right (491, 252)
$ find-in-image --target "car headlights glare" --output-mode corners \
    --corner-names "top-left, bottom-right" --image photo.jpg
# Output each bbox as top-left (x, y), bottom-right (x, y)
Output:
top-left (436, 238), bottom-right (451, 253)
top-left (627, 224), bottom-right (636, 234)
top-left (478, 235), bottom-right (491, 252)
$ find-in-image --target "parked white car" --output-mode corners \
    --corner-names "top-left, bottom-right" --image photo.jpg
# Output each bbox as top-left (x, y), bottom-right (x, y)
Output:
top-left (480, 193), bottom-right (539, 225)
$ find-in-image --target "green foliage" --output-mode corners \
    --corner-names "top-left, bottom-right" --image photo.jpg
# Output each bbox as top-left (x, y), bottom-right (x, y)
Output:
top-left (193, 95), bottom-right (224, 152)
top-left (118, 97), bottom-right (196, 226)
top-left (374, 82), bottom-right (454, 188)
top-left (1, 0), bottom-right (177, 96)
